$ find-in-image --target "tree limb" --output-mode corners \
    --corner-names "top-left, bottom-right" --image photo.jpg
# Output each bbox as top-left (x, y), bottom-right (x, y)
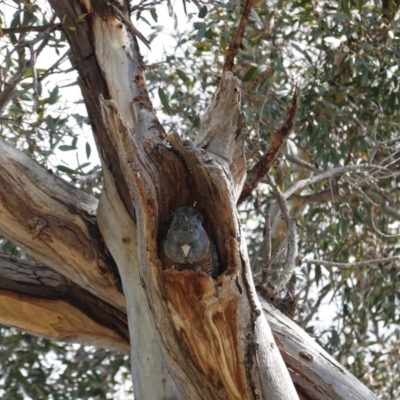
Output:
top-left (0, 137), bottom-right (124, 311)
top-left (282, 164), bottom-right (383, 200)
top-left (287, 188), bottom-right (400, 221)
top-left (0, 254), bottom-right (129, 352)
top-left (0, 23), bottom-right (62, 35)
top-left (222, 0), bottom-right (254, 73)
top-left (260, 299), bottom-right (378, 400)
top-left (239, 88), bottom-right (299, 204)
top-left (0, 251), bottom-right (380, 399)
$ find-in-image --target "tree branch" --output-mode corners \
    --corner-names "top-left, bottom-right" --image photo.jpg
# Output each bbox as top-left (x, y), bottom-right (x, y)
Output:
top-left (303, 256), bottom-right (400, 269)
top-left (239, 88), bottom-right (299, 204)
top-left (0, 254), bottom-right (381, 399)
top-left (0, 16), bottom-right (58, 115)
top-left (259, 174), bottom-right (298, 297)
top-left (222, 0), bottom-right (254, 73)
top-left (260, 298), bottom-right (378, 400)
top-left (282, 164), bottom-right (382, 200)
top-left (194, 72), bottom-right (248, 200)
top-left (0, 138), bottom-right (124, 311)
top-left (0, 254), bottom-right (129, 352)
top-left (287, 188), bottom-right (400, 221)
top-left (0, 23), bottom-right (62, 35)
top-left (284, 153), bottom-right (321, 173)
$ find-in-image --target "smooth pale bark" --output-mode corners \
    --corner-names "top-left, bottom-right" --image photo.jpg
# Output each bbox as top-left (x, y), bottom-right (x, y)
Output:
top-left (195, 72), bottom-right (247, 201)
top-left (98, 165), bottom-right (181, 400)
top-left (47, 0), bottom-right (179, 397)
top-left (260, 300), bottom-right (378, 400)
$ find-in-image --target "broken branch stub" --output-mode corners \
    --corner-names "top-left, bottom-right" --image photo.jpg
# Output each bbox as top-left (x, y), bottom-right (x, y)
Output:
top-left (195, 72), bottom-right (248, 202)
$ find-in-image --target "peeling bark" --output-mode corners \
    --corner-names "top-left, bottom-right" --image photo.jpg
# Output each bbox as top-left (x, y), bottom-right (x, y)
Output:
top-left (0, 138), bottom-right (124, 310)
top-left (0, 254), bottom-right (129, 352)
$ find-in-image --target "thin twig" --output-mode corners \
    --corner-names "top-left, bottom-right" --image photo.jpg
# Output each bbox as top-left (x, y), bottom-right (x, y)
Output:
top-left (267, 174), bottom-right (290, 223)
top-left (222, 0), bottom-right (254, 73)
top-left (1, 23), bottom-right (62, 35)
top-left (131, 0), bottom-right (164, 14)
top-left (265, 235), bottom-right (287, 271)
top-left (301, 288), bottom-right (331, 326)
top-left (30, 42), bottom-right (38, 112)
top-left (285, 153), bottom-right (321, 173)
top-left (0, 16), bottom-right (57, 115)
top-left (303, 256), bottom-right (400, 269)
top-left (14, 14), bottom-right (57, 49)
top-left (371, 208), bottom-right (400, 238)
top-left (37, 49), bottom-right (70, 78)
top-left (239, 88), bottom-right (299, 204)
top-left (345, 177), bottom-right (379, 206)
top-left (368, 140), bottom-right (380, 163)
top-left (0, 64), bottom-right (28, 115)
top-left (264, 213), bottom-right (271, 267)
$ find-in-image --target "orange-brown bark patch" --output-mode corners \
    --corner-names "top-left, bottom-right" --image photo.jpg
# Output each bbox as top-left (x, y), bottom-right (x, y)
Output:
top-left (163, 269), bottom-right (249, 399)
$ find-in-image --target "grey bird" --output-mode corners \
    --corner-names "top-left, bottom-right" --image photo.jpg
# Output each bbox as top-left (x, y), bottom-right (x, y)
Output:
top-left (161, 207), bottom-right (220, 277)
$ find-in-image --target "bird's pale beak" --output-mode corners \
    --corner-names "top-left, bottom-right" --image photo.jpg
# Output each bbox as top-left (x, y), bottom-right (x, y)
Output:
top-left (181, 244), bottom-right (191, 257)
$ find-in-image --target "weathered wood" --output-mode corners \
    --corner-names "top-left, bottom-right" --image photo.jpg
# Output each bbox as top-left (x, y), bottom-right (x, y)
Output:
top-left (0, 138), bottom-right (124, 311)
top-left (239, 89), bottom-right (299, 204)
top-left (0, 249), bottom-right (378, 399)
top-left (100, 95), bottom-right (298, 399)
top-left (260, 299), bottom-right (378, 400)
top-left (0, 254), bottom-right (129, 352)
top-left (195, 73), bottom-right (248, 201)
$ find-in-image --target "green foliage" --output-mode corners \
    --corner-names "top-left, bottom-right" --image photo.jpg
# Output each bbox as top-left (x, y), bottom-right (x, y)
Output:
top-left (0, 0), bottom-right (101, 196)
top-left (0, 327), bottom-right (131, 400)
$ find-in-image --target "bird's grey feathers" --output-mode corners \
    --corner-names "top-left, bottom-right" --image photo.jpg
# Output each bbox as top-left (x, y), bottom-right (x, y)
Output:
top-left (161, 207), bottom-right (220, 277)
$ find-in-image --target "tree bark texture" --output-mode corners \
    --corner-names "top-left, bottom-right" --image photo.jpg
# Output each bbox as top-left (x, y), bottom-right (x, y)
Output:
top-left (0, 1), bottom-right (379, 400)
